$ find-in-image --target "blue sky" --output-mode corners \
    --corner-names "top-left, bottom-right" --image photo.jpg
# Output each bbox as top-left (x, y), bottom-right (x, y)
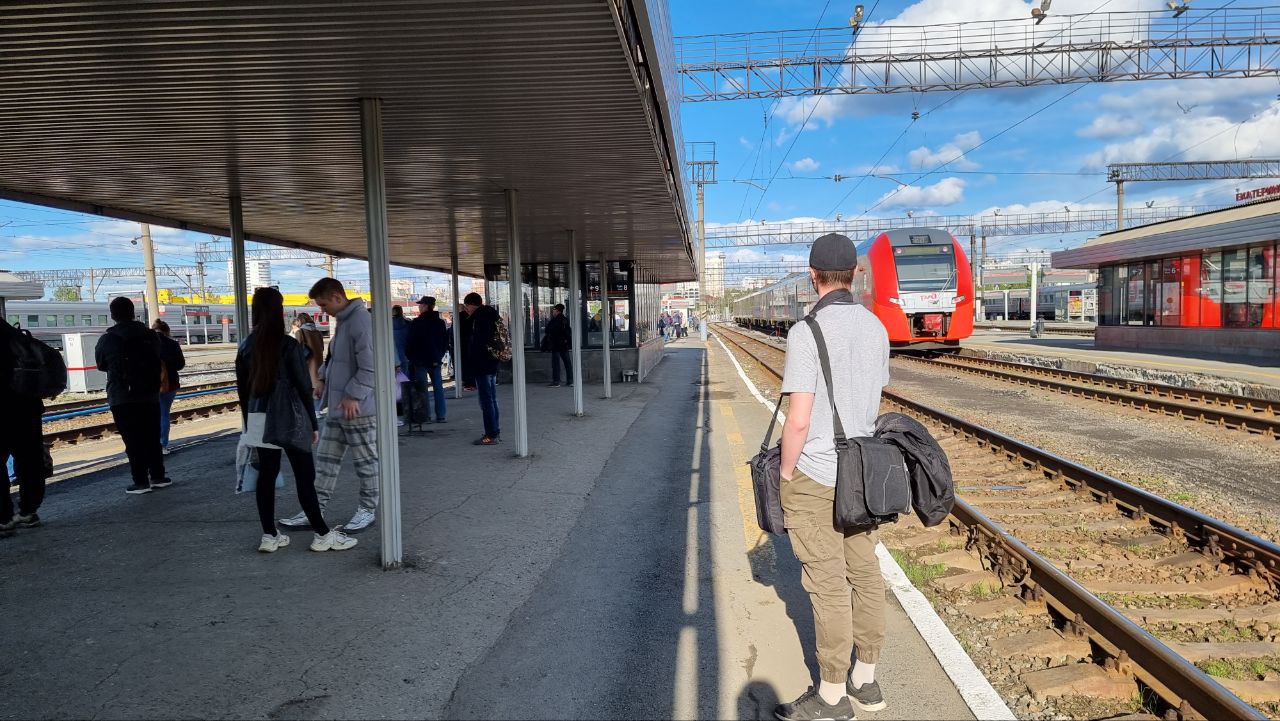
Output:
top-left (4, 0), bottom-right (1280, 295)
top-left (674, 0), bottom-right (1280, 270)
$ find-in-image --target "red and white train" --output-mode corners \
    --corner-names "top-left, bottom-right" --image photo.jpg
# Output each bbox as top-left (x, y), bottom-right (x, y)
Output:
top-left (732, 227), bottom-right (975, 347)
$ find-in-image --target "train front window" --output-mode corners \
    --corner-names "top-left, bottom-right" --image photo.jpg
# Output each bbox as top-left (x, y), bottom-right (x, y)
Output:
top-left (894, 246), bottom-right (956, 292)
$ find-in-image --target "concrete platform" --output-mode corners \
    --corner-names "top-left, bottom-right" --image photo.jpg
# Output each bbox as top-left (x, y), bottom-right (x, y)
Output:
top-left (963, 329), bottom-right (1280, 390)
top-left (2, 338), bottom-right (991, 720)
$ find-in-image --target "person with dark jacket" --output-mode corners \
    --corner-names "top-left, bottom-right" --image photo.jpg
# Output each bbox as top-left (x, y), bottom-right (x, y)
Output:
top-left (0, 318), bottom-right (48, 535)
top-left (406, 296), bottom-right (450, 422)
top-left (236, 287), bottom-right (356, 554)
top-left (152, 320), bottom-right (186, 454)
top-left (95, 297), bottom-right (171, 495)
top-left (459, 305), bottom-right (476, 391)
top-left (462, 292), bottom-right (501, 445)
top-left (541, 303), bottom-right (572, 387)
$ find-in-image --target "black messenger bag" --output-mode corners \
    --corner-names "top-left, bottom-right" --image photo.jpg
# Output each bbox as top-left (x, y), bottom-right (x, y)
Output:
top-left (748, 395), bottom-right (788, 535)
top-left (803, 316), bottom-right (911, 530)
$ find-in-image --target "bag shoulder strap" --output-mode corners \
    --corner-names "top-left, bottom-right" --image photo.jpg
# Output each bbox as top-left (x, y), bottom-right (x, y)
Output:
top-left (758, 393), bottom-right (785, 452)
top-left (802, 314), bottom-right (848, 448)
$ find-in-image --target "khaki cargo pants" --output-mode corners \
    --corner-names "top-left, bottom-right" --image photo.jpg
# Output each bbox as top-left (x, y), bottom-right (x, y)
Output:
top-left (782, 469), bottom-right (886, 683)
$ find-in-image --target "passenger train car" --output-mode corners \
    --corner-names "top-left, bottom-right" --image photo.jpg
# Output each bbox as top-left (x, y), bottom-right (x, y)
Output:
top-left (3, 300), bottom-right (331, 349)
top-left (981, 284), bottom-right (1097, 322)
top-left (733, 227), bottom-right (974, 347)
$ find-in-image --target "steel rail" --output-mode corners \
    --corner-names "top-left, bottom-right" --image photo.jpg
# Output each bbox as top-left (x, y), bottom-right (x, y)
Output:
top-left (43, 381), bottom-right (236, 417)
top-left (949, 497), bottom-right (1265, 721)
top-left (928, 354), bottom-right (1277, 415)
top-left (897, 355), bottom-right (1280, 439)
top-left (710, 323), bottom-right (1276, 720)
top-left (45, 398), bottom-right (240, 448)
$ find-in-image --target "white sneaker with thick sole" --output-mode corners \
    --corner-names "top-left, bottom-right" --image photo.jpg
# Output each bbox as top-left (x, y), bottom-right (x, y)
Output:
top-left (258, 533), bottom-right (290, 553)
top-left (310, 529), bottom-right (358, 552)
top-left (277, 510), bottom-right (311, 529)
top-left (343, 508), bottom-right (376, 532)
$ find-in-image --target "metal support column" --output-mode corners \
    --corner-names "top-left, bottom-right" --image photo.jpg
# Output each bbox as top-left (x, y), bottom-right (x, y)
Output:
top-left (505, 189), bottom-right (529, 457)
top-left (969, 233), bottom-right (979, 323)
top-left (567, 230), bottom-right (584, 416)
top-left (1115, 180), bottom-right (1125, 231)
top-left (1029, 261), bottom-right (1041, 335)
top-left (978, 235), bottom-right (987, 320)
top-left (697, 184), bottom-right (707, 341)
top-left (360, 97), bottom-right (402, 570)
top-left (228, 197), bottom-right (249, 340)
top-left (451, 252), bottom-right (462, 399)
top-left (600, 255), bottom-right (612, 399)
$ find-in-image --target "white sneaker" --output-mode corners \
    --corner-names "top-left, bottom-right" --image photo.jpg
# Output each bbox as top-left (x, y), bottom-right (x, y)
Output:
top-left (258, 533), bottom-right (290, 553)
top-left (310, 529), bottom-right (358, 552)
top-left (161, 447), bottom-right (171, 455)
top-left (343, 508), bottom-right (376, 532)
top-left (277, 511), bottom-right (311, 529)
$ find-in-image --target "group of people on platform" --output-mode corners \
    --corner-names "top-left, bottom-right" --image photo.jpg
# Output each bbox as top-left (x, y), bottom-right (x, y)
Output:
top-left (0, 276), bottom-right (565, 553)
top-left (659, 309), bottom-right (696, 341)
top-left (2, 296), bottom-right (187, 536)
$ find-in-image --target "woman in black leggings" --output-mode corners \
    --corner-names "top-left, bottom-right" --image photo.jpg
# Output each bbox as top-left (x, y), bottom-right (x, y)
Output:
top-left (235, 287), bottom-right (356, 553)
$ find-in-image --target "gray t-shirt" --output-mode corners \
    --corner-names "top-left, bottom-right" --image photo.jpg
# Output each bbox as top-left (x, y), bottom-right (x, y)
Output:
top-left (781, 302), bottom-right (890, 487)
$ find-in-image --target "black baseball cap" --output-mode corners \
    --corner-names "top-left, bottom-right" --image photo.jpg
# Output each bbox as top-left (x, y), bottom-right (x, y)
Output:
top-left (417, 295), bottom-right (435, 306)
top-left (809, 233), bottom-right (858, 271)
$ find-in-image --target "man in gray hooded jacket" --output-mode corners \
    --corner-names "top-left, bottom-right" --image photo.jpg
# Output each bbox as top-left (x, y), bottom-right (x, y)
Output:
top-left (279, 278), bottom-right (380, 533)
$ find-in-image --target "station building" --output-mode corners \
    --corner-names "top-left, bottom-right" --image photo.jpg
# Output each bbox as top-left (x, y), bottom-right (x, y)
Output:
top-left (1052, 199), bottom-right (1280, 358)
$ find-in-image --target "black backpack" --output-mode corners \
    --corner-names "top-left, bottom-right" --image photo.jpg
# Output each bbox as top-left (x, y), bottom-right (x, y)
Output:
top-left (116, 328), bottom-right (162, 397)
top-left (7, 326), bottom-right (68, 399)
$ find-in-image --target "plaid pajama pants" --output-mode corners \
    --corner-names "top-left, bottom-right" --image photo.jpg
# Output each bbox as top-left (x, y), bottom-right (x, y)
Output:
top-left (313, 415), bottom-right (380, 512)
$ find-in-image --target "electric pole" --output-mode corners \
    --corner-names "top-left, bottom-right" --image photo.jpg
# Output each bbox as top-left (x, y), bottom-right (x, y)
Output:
top-left (324, 255), bottom-right (336, 278)
top-left (140, 223), bottom-right (161, 323)
top-left (686, 142), bottom-right (717, 340)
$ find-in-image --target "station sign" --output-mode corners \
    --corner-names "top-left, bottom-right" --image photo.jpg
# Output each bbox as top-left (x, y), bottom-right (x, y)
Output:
top-left (1235, 183), bottom-right (1280, 203)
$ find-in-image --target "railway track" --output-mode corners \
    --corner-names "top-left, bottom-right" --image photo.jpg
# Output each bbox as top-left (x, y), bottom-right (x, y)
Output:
top-left (711, 323), bottom-right (1279, 720)
top-left (44, 381), bottom-right (237, 417)
top-left (44, 396), bottom-right (240, 448)
top-left (897, 354), bottom-right (1280, 440)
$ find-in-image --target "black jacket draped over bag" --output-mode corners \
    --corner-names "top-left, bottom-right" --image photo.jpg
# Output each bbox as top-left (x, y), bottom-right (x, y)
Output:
top-left (235, 334), bottom-right (318, 453)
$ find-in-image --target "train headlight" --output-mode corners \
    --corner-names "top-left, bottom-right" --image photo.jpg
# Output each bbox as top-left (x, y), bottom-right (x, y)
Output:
top-left (888, 297), bottom-right (901, 305)
top-left (954, 295), bottom-right (966, 302)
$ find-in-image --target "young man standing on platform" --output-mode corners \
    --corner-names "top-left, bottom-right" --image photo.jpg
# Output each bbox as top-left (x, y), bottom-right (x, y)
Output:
top-left (279, 278), bottom-right (380, 533)
top-left (462, 292), bottom-right (501, 446)
top-left (407, 295), bottom-right (450, 422)
top-left (775, 233), bottom-right (891, 721)
top-left (96, 297), bottom-right (172, 495)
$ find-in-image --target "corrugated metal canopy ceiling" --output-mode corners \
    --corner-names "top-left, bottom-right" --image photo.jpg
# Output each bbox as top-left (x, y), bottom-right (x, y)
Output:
top-left (0, 0), bottom-right (694, 281)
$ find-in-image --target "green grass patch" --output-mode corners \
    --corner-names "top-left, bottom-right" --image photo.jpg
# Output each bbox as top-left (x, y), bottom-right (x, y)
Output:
top-left (889, 549), bottom-right (948, 587)
top-left (1196, 656), bottom-right (1280, 681)
top-left (969, 580), bottom-right (1001, 600)
top-left (1167, 491), bottom-right (1194, 503)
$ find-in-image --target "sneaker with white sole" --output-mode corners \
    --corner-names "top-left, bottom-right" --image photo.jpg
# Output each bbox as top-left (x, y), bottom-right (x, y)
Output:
top-left (14, 513), bottom-right (40, 528)
top-left (343, 508), bottom-right (376, 532)
top-left (845, 679), bottom-right (886, 713)
top-left (277, 510), bottom-right (311, 529)
top-left (310, 529), bottom-right (358, 552)
top-left (258, 533), bottom-right (290, 553)
top-left (125, 483), bottom-right (153, 495)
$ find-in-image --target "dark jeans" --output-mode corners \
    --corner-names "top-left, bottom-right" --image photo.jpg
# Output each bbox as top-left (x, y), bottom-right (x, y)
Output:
top-left (476, 373), bottom-right (499, 438)
top-left (159, 390), bottom-right (177, 447)
top-left (1, 403), bottom-right (45, 522)
top-left (550, 350), bottom-right (572, 384)
top-left (111, 401), bottom-right (166, 486)
top-left (413, 363), bottom-right (448, 420)
top-left (254, 447), bottom-right (329, 536)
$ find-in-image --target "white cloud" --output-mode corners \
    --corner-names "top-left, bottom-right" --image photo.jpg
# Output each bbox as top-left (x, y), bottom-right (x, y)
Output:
top-left (908, 131), bottom-right (982, 171)
top-left (877, 177), bottom-right (967, 208)
top-left (738, 135), bottom-right (753, 149)
top-left (791, 157), bottom-right (820, 172)
top-left (1083, 101), bottom-right (1280, 167)
top-left (1076, 114), bottom-right (1133, 139)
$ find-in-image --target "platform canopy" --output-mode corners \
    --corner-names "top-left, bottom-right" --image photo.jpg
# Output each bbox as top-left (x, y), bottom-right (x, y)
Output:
top-left (0, 0), bottom-right (694, 282)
